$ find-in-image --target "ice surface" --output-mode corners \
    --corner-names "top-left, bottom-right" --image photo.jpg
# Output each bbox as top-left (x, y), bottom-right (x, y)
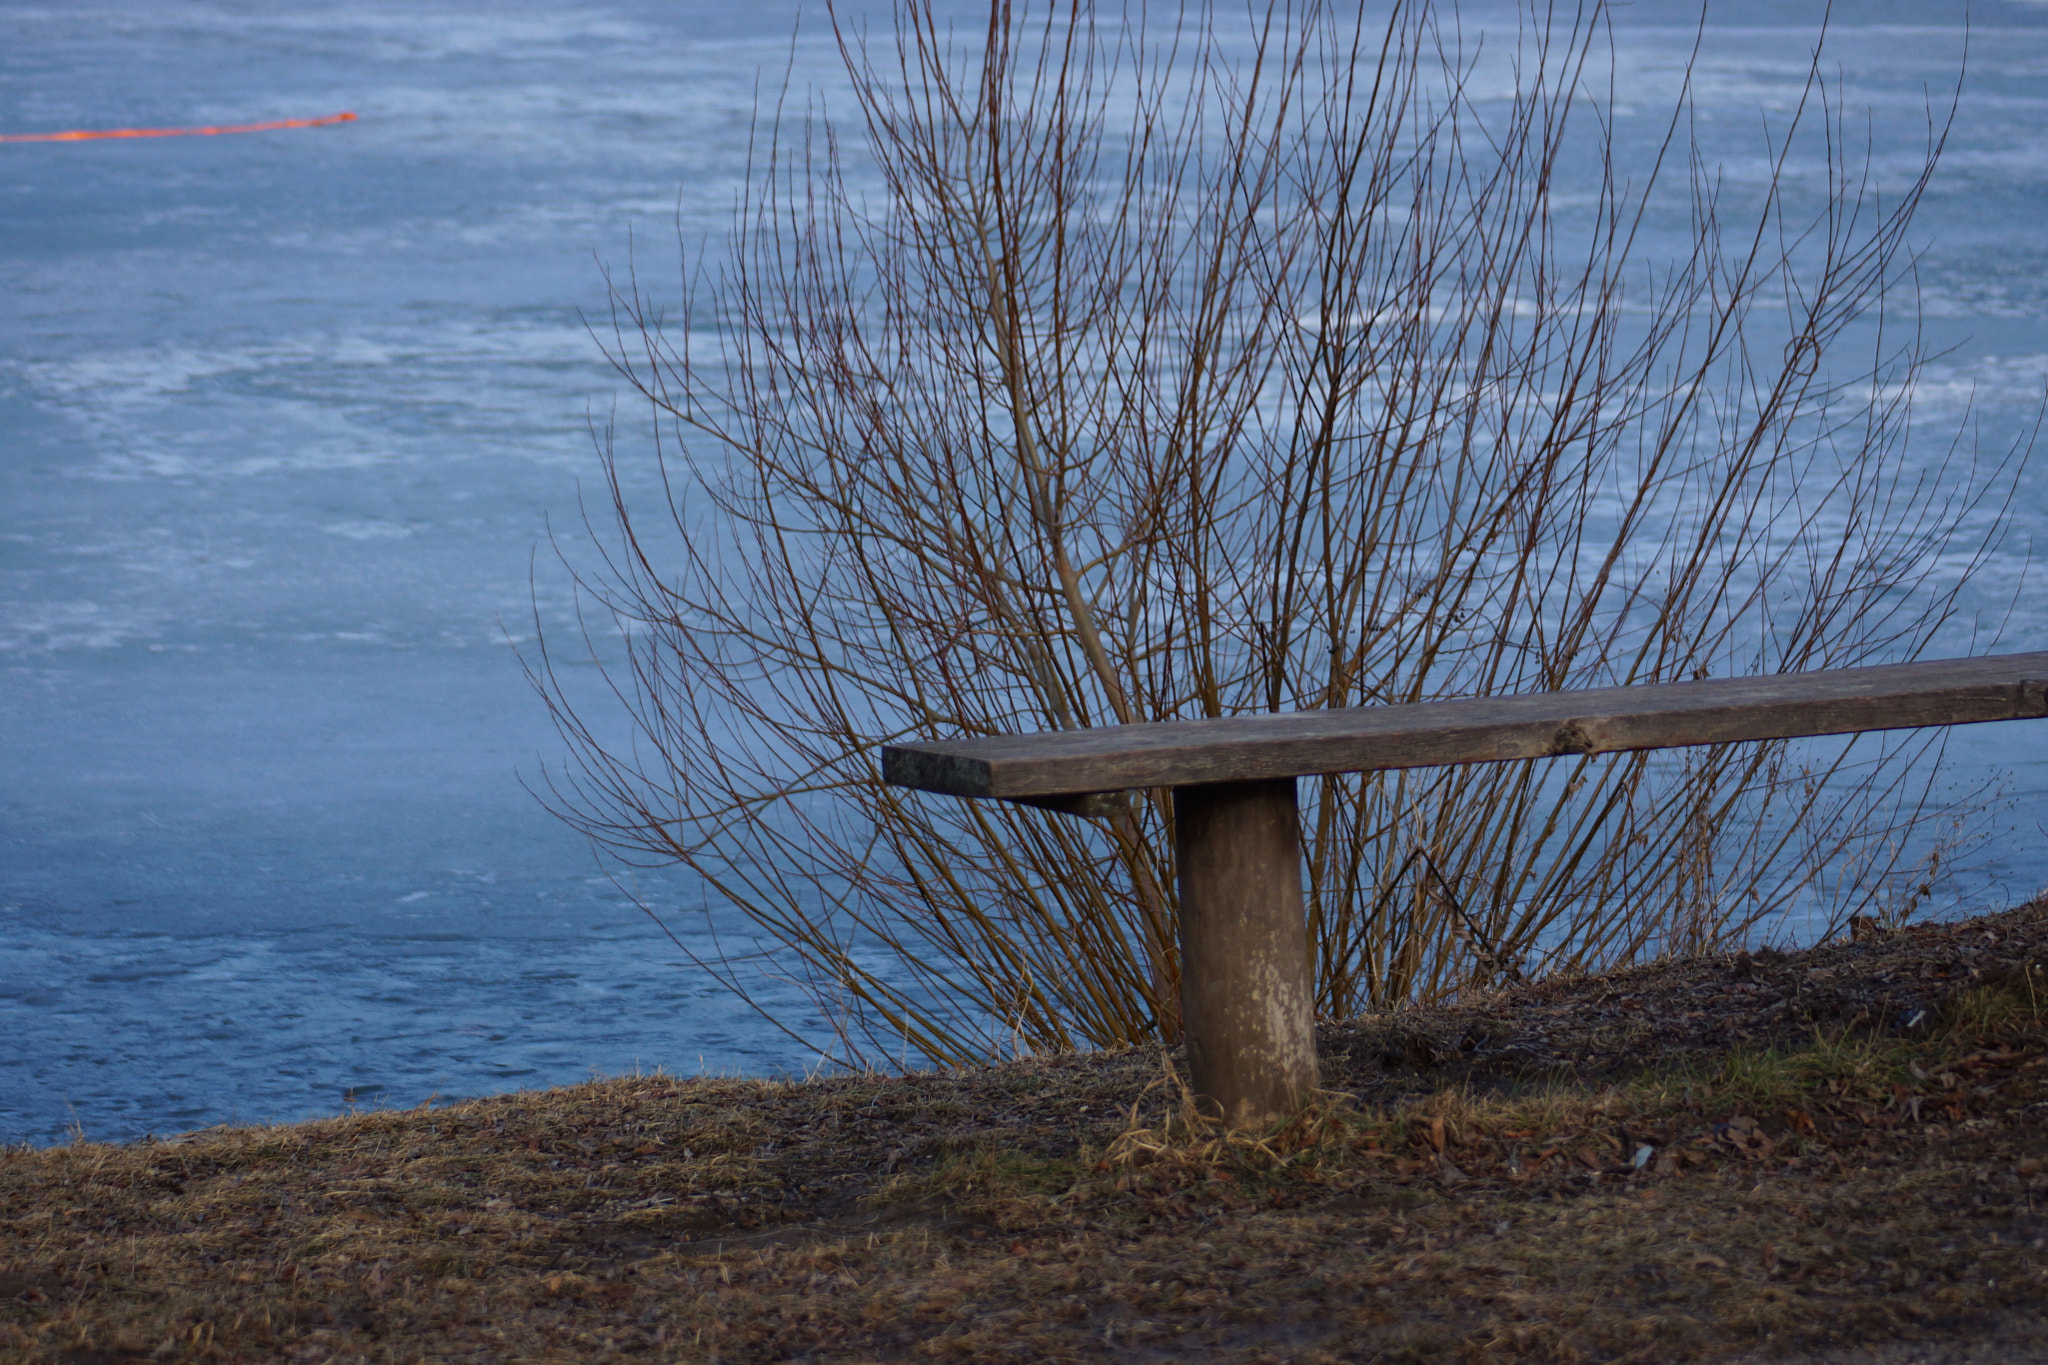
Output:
top-left (5, 0), bottom-right (2048, 1145)
top-left (0, 0), bottom-right (845, 1145)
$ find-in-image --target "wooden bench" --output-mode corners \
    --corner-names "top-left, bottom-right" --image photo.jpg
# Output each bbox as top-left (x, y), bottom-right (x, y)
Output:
top-left (883, 652), bottom-right (2048, 1127)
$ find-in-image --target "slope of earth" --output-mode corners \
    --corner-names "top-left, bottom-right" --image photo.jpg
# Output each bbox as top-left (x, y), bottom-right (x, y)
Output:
top-left (3, 902), bottom-right (2046, 1364)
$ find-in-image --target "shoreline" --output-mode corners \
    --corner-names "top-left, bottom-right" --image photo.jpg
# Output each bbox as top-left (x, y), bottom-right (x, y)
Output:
top-left (4, 901), bottom-right (2045, 1362)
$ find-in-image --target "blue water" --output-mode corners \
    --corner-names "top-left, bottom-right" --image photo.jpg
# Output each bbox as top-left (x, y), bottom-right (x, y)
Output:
top-left (5, 0), bottom-right (2048, 1146)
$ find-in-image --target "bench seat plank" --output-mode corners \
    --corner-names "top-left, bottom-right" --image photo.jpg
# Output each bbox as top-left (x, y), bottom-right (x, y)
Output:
top-left (883, 651), bottom-right (2048, 800)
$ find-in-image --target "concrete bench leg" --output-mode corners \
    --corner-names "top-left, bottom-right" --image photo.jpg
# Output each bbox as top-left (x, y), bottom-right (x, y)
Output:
top-left (1172, 777), bottom-right (1318, 1128)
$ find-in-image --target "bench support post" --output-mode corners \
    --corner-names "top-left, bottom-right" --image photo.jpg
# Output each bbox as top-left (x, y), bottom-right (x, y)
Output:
top-left (1172, 778), bottom-right (1318, 1128)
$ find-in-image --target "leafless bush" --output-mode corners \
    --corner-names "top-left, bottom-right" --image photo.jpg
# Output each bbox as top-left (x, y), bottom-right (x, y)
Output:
top-left (530, 0), bottom-right (2016, 1066)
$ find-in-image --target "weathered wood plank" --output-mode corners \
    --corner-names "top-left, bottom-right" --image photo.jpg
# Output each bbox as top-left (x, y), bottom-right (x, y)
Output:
top-left (882, 652), bottom-right (2048, 799)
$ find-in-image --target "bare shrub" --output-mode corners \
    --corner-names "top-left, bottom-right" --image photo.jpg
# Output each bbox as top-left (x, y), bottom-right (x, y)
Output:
top-left (529, 0), bottom-right (2016, 1066)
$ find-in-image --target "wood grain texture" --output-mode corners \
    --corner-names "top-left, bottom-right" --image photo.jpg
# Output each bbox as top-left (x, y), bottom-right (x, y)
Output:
top-left (882, 652), bottom-right (2048, 799)
top-left (1174, 779), bottom-right (1318, 1127)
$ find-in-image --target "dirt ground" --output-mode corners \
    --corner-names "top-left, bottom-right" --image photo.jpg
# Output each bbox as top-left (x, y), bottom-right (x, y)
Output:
top-left (3, 902), bottom-right (2045, 1364)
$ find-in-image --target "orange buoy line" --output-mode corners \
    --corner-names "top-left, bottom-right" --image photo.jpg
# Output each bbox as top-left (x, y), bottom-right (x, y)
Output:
top-left (0, 111), bottom-right (356, 143)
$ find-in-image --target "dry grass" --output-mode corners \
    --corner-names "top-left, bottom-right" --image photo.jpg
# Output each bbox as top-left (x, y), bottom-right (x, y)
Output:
top-left (5, 900), bottom-right (2046, 1364)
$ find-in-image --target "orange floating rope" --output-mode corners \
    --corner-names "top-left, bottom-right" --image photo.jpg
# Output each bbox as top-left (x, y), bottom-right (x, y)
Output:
top-left (0, 110), bottom-right (356, 143)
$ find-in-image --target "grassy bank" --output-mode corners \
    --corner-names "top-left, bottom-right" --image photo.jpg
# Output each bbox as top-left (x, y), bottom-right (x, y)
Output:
top-left (5, 905), bottom-right (2047, 1364)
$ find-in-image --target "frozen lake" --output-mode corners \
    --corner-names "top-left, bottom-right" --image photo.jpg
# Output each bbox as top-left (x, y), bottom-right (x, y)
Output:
top-left (6, 0), bottom-right (2048, 1146)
